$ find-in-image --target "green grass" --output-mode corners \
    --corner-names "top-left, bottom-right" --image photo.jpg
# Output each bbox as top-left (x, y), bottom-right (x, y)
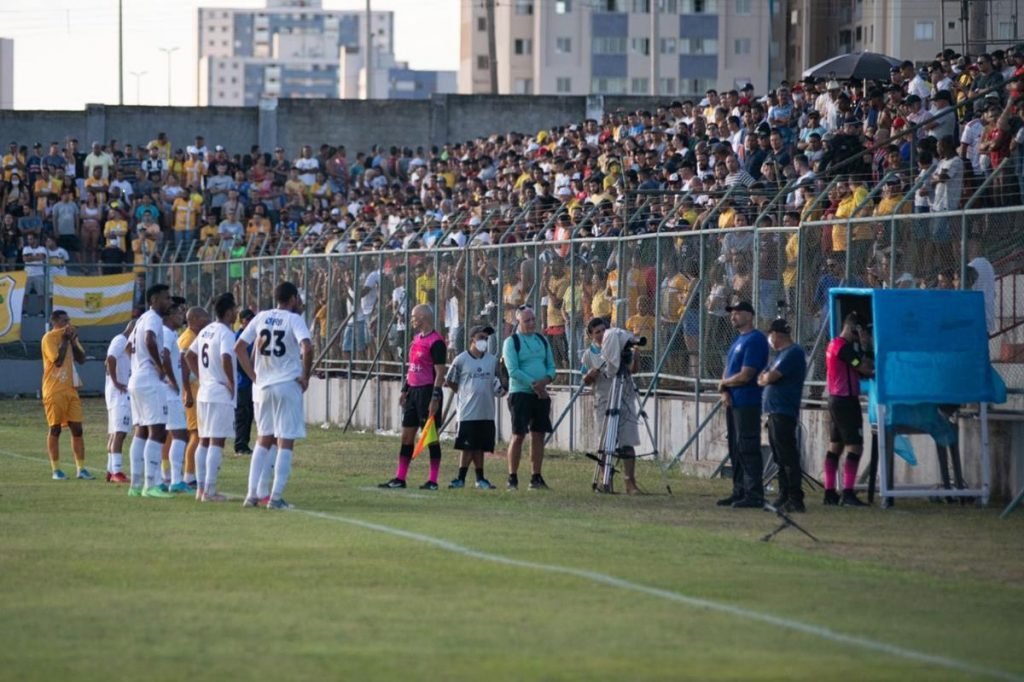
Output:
top-left (1, 398), bottom-right (1022, 682)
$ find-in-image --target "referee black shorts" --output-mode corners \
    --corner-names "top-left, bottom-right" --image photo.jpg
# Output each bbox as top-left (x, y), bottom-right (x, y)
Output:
top-left (508, 392), bottom-right (552, 436)
top-left (454, 420), bottom-right (496, 452)
top-left (828, 396), bottom-right (863, 446)
top-left (402, 386), bottom-right (442, 428)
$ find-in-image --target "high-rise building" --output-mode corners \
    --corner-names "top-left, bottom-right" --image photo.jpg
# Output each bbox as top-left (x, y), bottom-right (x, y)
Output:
top-left (459, 0), bottom-right (787, 98)
top-left (196, 0), bottom-right (453, 105)
top-left (0, 38), bottom-right (12, 110)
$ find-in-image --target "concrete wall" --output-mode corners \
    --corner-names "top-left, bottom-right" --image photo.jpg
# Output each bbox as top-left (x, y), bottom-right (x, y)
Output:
top-left (305, 377), bottom-right (1024, 502)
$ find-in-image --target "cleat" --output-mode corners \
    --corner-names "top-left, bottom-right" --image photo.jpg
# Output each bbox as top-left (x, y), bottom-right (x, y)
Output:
top-left (840, 490), bottom-right (868, 507)
top-left (823, 490), bottom-right (840, 506)
top-left (158, 483), bottom-right (169, 492)
top-left (378, 477), bottom-right (407, 489)
top-left (105, 472), bottom-right (112, 482)
top-left (528, 475), bottom-right (549, 491)
top-left (186, 480), bottom-right (198, 490)
top-left (202, 493), bottom-right (228, 503)
top-left (782, 499), bottom-right (807, 513)
top-left (168, 482), bottom-right (191, 494)
top-left (731, 497), bottom-right (766, 509)
top-left (110, 472), bottom-right (129, 484)
top-left (242, 497), bottom-right (260, 508)
top-left (448, 478), bottom-right (465, 489)
top-left (52, 469), bottom-right (67, 481)
top-left (258, 496), bottom-right (271, 507)
top-left (475, 478), bottom-right (496, 490)
top-left (716, 494), bottom-right (740, 506)
top-left (128, 487), bottom-right (143, 497)
top-left (234, 447), bottom-right (253, 456)
top-left (76, 469), bottom-right (96, 480)
top-left (419, 481), bottom-right (439, 491)
top-left (266, 498), bottom-right (293, 510)
top-left (506, 477), bottom-right (518, 491)
top-left (143, 486), bottom-right (174, 499)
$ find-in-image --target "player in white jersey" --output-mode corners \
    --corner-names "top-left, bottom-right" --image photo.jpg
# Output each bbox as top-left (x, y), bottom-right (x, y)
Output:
top-left (127, 284), bottom-right (174, 499)
top-left (161, 298), bottom-right (191, 493)
top-left (185, 292), bottom-right (239, 502)
top-left (104, 319), bottom-right (135, 483)
top-left (236, 281), bottom-right (313, 510)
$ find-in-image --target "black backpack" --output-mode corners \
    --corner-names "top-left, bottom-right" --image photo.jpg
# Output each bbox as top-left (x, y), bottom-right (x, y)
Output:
top-left (497, 333), bottom-right (549, 388)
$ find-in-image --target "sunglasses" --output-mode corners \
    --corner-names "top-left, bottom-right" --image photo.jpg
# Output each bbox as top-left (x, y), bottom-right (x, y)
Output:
top-left (518, 304), bottom-right (533, 311)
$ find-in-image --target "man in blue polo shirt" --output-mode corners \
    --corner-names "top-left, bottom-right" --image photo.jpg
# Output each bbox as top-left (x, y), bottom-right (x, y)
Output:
top-left (758, 318), bottom-right (808, 512)
top-left (717, 301), bottom-right (770, 509)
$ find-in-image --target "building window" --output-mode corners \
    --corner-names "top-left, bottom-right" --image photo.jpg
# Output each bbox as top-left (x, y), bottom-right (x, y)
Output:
top-left (998, 21), bottom-right (1014, 40)
top-left (736, 0), bottom-right (751, 15)
top-left (477, 17), bottom-right (486, 31)
top-left (556, 37), bottom-right (572, 54)
top-left (632, 0), bottom-right (650, 12)
top-left (513, 78), bottom-right (533, 94)
top-left (631, 77), bottom-right (649, 93)
top-left (681, 0), bottom-right (717, 13)
top-left (658, 0), bottom-right (678, 12)
top-left (556, 77), bottom-right (572, 93)
top-left (658, 77), bottom-right (676, 94)
top-left (855, 26), bottom-right (862, 42)
top-left (556, 0), bottom-right (572, 13)
top-left (477, 55), bottom-right (489, 70)
top-left (679, 77), bottom-right (713, 95)
top-left (734, 38), bottom-right (751, 55)
top-left (591, 77), bottom-right (628, 94)
top-left (515, 0), bottom-right (534, 15)
top-left (914, 21), bottom-right (934, 41)
top-left (659, 37), bottom-right (676, 54)
top-left (679, 38), bottom-right (718, 54)
top-left (593, 36), bottom-right (627, 54)
top-left (514, 38), bottom-right (533, 55)
top-left (595, 0), bottom-right (627, 11)
top-left (630, 37), bottom-right (650, 55)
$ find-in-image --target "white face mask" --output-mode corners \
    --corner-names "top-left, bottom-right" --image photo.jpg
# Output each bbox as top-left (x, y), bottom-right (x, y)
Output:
top-left (474, 339), bottom-right (489, 353)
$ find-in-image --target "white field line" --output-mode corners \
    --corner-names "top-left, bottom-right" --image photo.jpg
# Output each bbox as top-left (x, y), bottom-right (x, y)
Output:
top-left (2, 448), bottom-right (1020, 682)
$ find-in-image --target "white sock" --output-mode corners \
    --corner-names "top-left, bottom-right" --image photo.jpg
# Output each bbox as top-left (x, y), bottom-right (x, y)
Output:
top-left (111, 452), bottom-right (123, 475)
top-left (205, 445), bottom-right (223, 494)
top-left (195, 445), bottom-right (208, 491)
top-left (271, 448), bottom-right (293, 500)
top-left (129, 438), bottom-right (146, 488)
top-left (169, 439), bottom-right (186, 485)
top-left (257, 444), bottom-right (276, 498)
top-left (143, 439), bottom-right (163, 488)
top-left (248, 444), bottom-right (269, 498)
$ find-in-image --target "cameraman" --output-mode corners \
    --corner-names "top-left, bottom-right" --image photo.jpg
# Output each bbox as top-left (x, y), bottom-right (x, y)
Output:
top-left (757, 318), bottom-right (807, 513)
top-left (581, 317), bottom-right (641, 495)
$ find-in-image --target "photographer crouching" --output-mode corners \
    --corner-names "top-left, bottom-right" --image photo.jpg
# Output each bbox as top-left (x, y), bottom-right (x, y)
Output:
top-left (580, 317), bottom-right (643, 495)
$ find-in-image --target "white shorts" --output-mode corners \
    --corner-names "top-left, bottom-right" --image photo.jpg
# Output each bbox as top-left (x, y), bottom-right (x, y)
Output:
top-left (197, 400), bottom-right (235, 439)
top-left (254, 381), bottom-right (306, 440)
top-left (166, 395), bottom-right (187, 431)
top-left (129, 384), bottom-right (168, 427)
top-left (107, 397), bottom-right (132, 434)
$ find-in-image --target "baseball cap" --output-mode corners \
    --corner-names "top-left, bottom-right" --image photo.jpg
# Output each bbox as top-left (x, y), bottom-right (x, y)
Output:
top-left (469, 325), bottom-right (495, 337)
top-left (725, 301), bottom-right (755, 314)
top-left (767, 318), bottom-right (791, 334)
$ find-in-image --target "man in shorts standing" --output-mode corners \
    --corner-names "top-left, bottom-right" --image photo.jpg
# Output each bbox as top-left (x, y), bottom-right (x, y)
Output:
top-left (41, 310), bottom-right (92, 480)
top-left (236, 282), bottom-right (313, 510)
top-left (104, 319), bottom-right (134, 483)
top-left (379, 304), bottom-right (447, 490)
top-left (186, 293), bottom-right (238, 502)
top-left (162, 298), bottom-right (191, 493)
top-left (127, 285), bottom-right (174, 498)
top-left (503, 304), bottom-right (556, 491)
top-left (178, 307), bottom-right (210, 489)
top-left (445, 325), bottom-right (505, 490)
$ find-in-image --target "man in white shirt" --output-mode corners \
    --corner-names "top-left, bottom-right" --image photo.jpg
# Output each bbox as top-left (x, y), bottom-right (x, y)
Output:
top-left (44, 236), bottom-right (69, 279)
top-left (162, 298), bottom-right (191, 494)
top-left (343, 257), bottom-right (381, 361)
top-left (22, 233), bottom-right (48, 295)
top-left (959, 108), bottom-right (986, 175)
top-left (294, 145), bottom-right (319, 187)
top-left (127, 284), bottom-right (175, 498)
top-left (104, 319), bottom-right (135, 483)
top-left (186, 292), bottom-right (239, 502)
top-left (236, 282), bottom-right (313, 510)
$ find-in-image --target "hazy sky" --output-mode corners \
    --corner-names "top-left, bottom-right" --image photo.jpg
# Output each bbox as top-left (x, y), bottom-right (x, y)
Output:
top-left (0, 0), bottom-right (459, 109)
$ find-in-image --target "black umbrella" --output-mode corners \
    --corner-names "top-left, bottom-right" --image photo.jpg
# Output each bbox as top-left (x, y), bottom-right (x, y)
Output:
top-left (802, 52), bottom-right (903, 83)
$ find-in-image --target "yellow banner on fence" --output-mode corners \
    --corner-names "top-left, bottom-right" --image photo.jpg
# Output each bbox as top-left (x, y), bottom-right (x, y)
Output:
top-left (0, 271), bottom-right (27, 343)
top-left (52, 273), bottom-right (135, 326)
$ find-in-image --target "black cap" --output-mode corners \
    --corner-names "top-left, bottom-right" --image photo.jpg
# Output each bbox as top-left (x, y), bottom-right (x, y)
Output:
top-left (469, 325), bottom-right (495, 337)
top-left (725, 301), bottom-right (755, 314)
top-left (767, 318), bottom-right (791, 334)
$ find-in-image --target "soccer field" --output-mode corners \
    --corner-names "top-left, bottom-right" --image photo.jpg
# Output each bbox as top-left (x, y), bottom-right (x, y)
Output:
top-left (1, 398), bottom-right (1022, 682)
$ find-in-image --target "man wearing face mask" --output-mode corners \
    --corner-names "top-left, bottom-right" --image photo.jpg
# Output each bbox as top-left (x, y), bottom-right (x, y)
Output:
top-left (445, 325), bottom-right (506, 490)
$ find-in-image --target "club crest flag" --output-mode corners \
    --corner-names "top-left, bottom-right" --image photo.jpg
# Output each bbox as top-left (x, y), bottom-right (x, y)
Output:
top-left (0, 271), bottom-right (27, 343)
top-left (52, 273), bottom-right (135, 326)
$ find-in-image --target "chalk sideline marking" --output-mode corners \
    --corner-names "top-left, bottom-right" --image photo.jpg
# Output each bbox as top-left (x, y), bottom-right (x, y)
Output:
top-left (2, 448), bottom-right (1020, 682)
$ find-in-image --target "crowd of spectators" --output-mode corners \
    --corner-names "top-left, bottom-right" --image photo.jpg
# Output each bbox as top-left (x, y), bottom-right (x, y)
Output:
top-left (3, 46), bottom-right (1022, 377)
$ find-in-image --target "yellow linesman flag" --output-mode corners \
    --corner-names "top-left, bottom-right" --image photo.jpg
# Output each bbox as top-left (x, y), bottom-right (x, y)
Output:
top-left (0, 271), bottom-right (27, 343)
top-left (411, 416), bottom-right (439, 460)
top-left (52, 273), bottom-right (135, 326)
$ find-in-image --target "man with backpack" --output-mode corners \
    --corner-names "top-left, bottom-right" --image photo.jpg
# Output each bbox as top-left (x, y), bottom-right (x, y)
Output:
top-left (502, 304), bottom-right (557, 490)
